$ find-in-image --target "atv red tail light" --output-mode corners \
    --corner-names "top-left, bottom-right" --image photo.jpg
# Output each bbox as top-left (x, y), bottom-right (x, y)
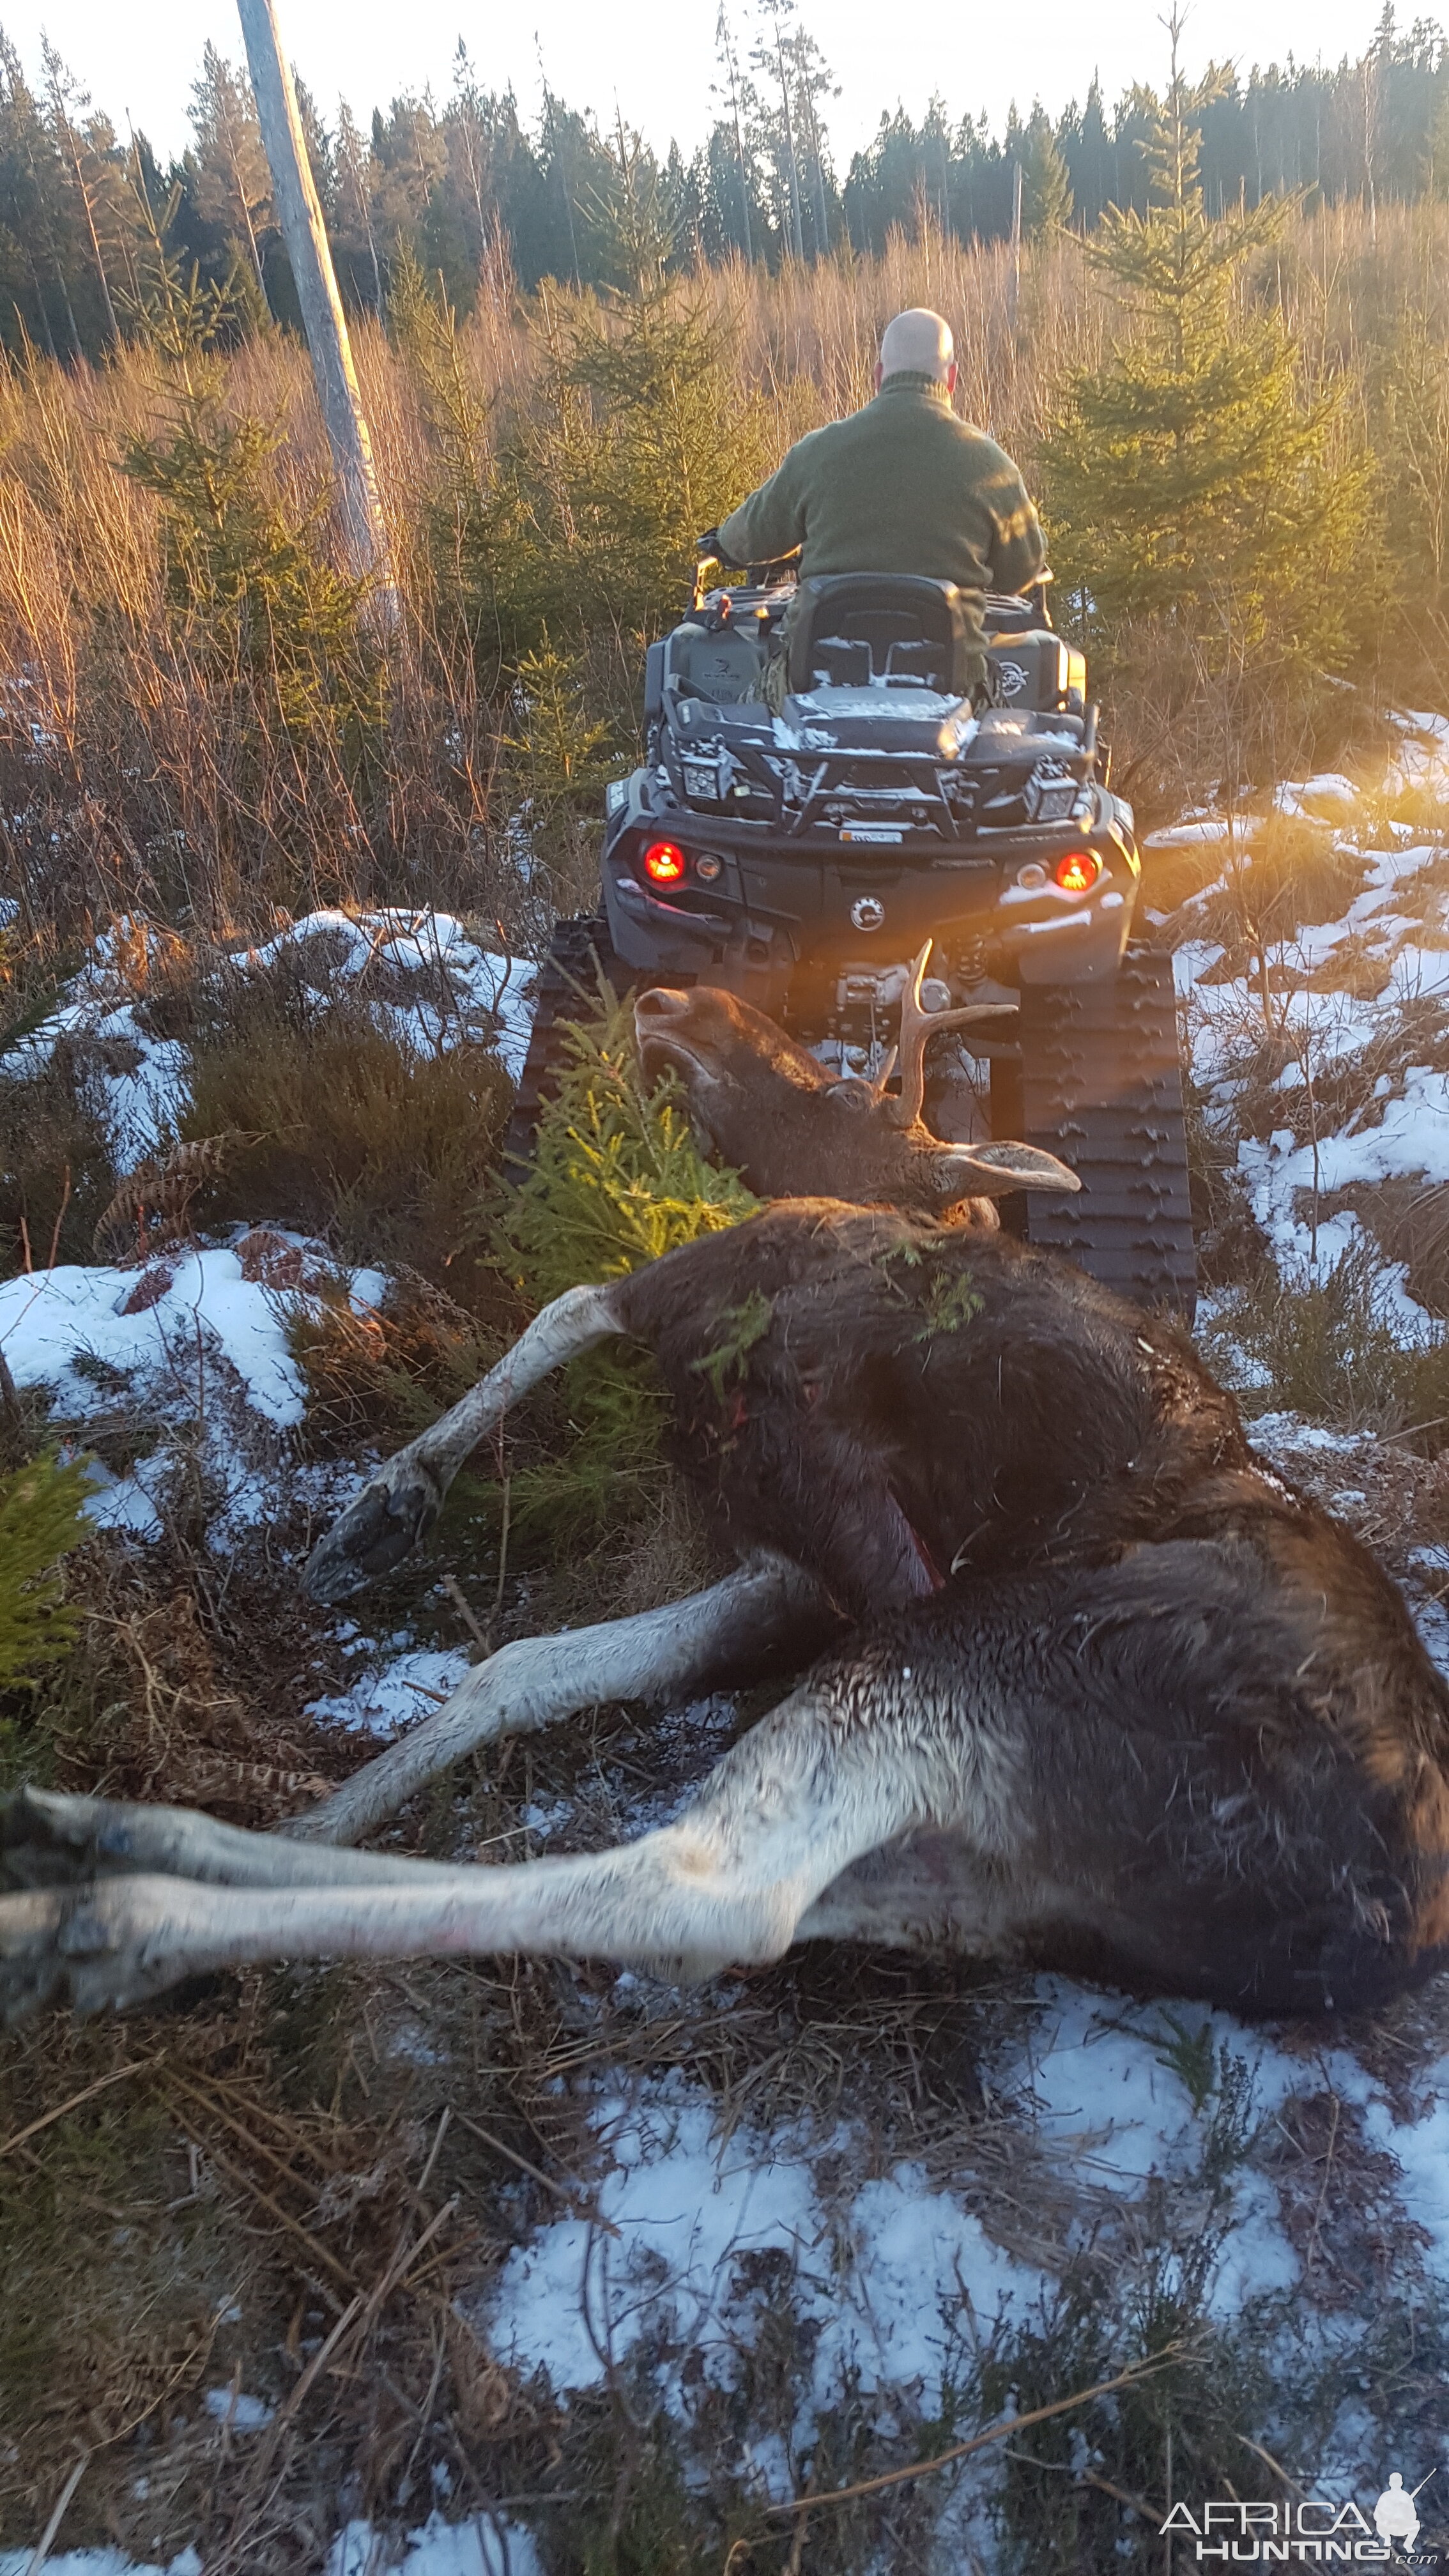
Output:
top-left (641, 839), bottom-right (687, 885)
top-left (1054, 849), bottom-right (1103, 895)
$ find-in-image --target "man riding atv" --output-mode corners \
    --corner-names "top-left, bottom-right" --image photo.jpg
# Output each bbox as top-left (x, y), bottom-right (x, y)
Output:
top-left (510, 303), bottom-right (1197, 1323)
top-left (700, 306), bottom-right (1045, 708)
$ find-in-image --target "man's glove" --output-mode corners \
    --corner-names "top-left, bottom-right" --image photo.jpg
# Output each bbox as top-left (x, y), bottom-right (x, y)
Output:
top-left (696, 526), bottom-right (744, 568)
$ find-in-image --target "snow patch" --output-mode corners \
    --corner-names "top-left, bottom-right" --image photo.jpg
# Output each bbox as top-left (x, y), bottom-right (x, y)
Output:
top-left (0, 1250), bottom-right (308, 1425)
top-left (482, 2083), bottom-right (1045, 2416)
top-left (325, 2514), bottom-right (544, 2576)
top-left (233, 908), bottom-right (534, 1082)
top-left (0, 2556), bottom-right (201, 2576)
top-left (0, 1245), bottom-right (378, 1543)
top-left (307, 1643), bottom-right (473, 1738)
top-left (203, 2386), bottom-right (275, 2430)
top-left (0, 907), bottom-right (535, 1175)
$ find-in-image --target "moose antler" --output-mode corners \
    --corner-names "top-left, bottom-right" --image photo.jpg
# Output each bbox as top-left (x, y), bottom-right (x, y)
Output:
top-left (880, 942), bottom-right (1017, 1130)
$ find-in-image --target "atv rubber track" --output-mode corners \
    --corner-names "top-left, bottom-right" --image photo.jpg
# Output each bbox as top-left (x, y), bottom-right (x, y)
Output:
top-left (1000, 948), bottom-right (1197, 1321)
top-left (502, 912), bottom-right (628, 1173)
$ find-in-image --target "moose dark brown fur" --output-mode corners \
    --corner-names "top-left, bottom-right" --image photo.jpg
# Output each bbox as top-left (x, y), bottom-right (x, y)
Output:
top-left (632, 950), bottom-right (1069, 1219)
top-left (4, 986), bottom-right (1449, 2026)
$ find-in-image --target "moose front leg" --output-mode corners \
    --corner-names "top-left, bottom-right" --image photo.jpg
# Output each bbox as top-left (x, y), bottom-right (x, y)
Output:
top-left (285, 1554), bottom-right (831, 1847)
top-left (303, 1280), bottom-right (623, 1602)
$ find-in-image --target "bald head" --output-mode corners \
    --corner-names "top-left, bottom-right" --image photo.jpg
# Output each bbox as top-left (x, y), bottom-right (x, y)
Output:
top-left (877, 309), bottom-right (956, 390)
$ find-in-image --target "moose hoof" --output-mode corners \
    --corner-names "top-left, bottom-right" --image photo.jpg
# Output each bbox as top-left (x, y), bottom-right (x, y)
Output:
top-left (0, 1888), bottom-right (77, 2021)
top-left (303, 1469), bottom-right (443, 1603)
top-left (0, 1884), bottom-right (141, 2023)
top-left (1, 1786), bottom-right (109, 1892)
top-left (1, 1787), bottom-right (210, 1892)
top-left (0, 1878), bottom-right (216, 2023)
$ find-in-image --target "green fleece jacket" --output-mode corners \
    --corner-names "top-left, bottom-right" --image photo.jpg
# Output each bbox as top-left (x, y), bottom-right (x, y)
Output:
top-left (717, 372), bottom-right (1045, 656)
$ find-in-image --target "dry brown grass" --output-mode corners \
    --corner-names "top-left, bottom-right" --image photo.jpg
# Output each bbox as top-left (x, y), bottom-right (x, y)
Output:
top-left (0, 199), bottom-right (1445, 967)
top-left (0, 1045), bottom-right (118, 1273)
top-left (181, 995), bottom-right (510, 1281)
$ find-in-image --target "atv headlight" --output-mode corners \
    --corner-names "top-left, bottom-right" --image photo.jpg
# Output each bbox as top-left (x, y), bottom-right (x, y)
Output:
top-left (682, 758), bottom-right (722, 802)
top-left (1025, 763), bottom-right (1078, 825)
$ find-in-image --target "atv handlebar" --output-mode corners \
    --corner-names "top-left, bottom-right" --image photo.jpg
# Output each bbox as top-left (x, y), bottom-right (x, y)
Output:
top-left (696, 535), bottom-right (1054, 624)
top-left (693, 532), bottom-right (801, 612)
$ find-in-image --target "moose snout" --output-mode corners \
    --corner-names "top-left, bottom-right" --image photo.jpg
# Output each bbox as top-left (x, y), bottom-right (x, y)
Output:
top-left (635, 988), bottom-right (703, 1084)
top-left (634, 988), bottom-right (693, 1027)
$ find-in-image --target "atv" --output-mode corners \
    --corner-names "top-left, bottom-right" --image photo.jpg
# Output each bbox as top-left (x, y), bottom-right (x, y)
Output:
top-left (510, 553), bottom-right (1196, 1316)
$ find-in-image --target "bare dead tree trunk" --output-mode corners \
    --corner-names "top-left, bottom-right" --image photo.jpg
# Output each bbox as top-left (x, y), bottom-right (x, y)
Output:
top-left (63, 126), bottom-right (119, 344)
top-left (234, 0), bottom-right (399, 632)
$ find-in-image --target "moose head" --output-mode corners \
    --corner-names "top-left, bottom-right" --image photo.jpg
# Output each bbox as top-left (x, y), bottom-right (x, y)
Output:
top-left (634, 939), bottom-right (1078, 1218)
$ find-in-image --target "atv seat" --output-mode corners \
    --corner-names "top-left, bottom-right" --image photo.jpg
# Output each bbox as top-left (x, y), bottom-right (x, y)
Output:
top-left (665, 620), bottom-right (763, 705)
top-left (787, 574), bottom-right (970, 697)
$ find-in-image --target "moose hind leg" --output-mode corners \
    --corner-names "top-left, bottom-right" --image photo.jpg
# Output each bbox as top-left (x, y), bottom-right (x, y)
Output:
top-left (0, 1624), bottom-right (974, 2021)
top-left (0, 1785), bottom-right (489, 1897)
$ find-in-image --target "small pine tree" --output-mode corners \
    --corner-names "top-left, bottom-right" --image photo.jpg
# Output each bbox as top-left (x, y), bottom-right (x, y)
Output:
top-left (487, 992), bottom-right (758, 1546)
top-left (450, 130), bottom-right (774, 721)
top-left (498, 990), bottom-right (756, 1306)
top-left (1372, 307), bottom-right (1449, 690)
top-left (117, 183), bottom-right (382, 776)
top-left (506, 635), bottom-right (613, 817)
top-left (1020, 108), bottom-right (1073, 237)
top-left (1039, 14), bottom-right (1376, 755)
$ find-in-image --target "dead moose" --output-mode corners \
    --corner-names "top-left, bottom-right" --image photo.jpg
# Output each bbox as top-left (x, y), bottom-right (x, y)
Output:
top-left (5, 948), bottom-right (1449, 2025)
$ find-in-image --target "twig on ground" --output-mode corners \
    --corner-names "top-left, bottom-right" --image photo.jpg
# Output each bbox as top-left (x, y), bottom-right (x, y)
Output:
top-left (1081, 2467), bottom-right (1160, 2521)
top-left (25, 2452), bottom-right (88, 2575)
top-left (418, 2101), bottom-right (452, 2195)
top-left (193, 2131), bottom-right (360, 2294)
top-left (0, 2058), bottom-right (158, 2161)
top-left (44, 1164), bottom-right (72, 1271)
top-left (1235, 2432), bottom-right (1310, 2502)
top-left (453, 2105), bottom-right (602, 2218)
top-left (442, 1570), bottom-right (492, 1655)
top-left (1304, 2091), bottom-right (1341, 2273)
top-left (768, 2345), bottom-right (1186, 2515)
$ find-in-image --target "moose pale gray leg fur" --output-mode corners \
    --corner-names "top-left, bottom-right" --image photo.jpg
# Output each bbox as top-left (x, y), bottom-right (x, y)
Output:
top-left (303, 1280), bottom-right (623, 1603)
top-left (0, 1642), bottom-right (1000, 2020)
top-left (0, 1561), bottom-right (829, 1885)
top-left (282, 1555), bottom-right (829, 1846)
top-left (1, 1784), bottom-right (477, 1893)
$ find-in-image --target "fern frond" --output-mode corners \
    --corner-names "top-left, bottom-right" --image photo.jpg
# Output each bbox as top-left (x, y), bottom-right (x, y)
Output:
top-left (0, 1452), bottom-right (93, 1690)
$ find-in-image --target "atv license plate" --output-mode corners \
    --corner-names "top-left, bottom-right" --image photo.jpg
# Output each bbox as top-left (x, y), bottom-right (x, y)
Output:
top-left (839, 826), bottom-right (903, 843)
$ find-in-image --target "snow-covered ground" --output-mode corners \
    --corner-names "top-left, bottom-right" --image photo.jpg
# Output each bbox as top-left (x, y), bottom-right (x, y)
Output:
top-left (0, 2523), bottom-right (542, 2576)
top-left (0, 907), bottom-right (530, 1544)
top-left (11, 788), bottom-right (1449, 2570)
top-left (3, 907), bottom-right (532, 1170)
top-left (0, 1239), bottom-right (375, 1540)
top-left (1160, 718), bottom-right (1449, 1308)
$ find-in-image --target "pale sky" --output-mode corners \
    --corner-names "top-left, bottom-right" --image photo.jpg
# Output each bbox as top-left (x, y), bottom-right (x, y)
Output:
top-left (7, 0), bottom-right (1395, 165)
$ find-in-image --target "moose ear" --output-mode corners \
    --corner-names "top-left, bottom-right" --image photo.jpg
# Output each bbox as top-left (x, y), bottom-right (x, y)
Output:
top-left (935, 1141), bottom-right (1081, 1197)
